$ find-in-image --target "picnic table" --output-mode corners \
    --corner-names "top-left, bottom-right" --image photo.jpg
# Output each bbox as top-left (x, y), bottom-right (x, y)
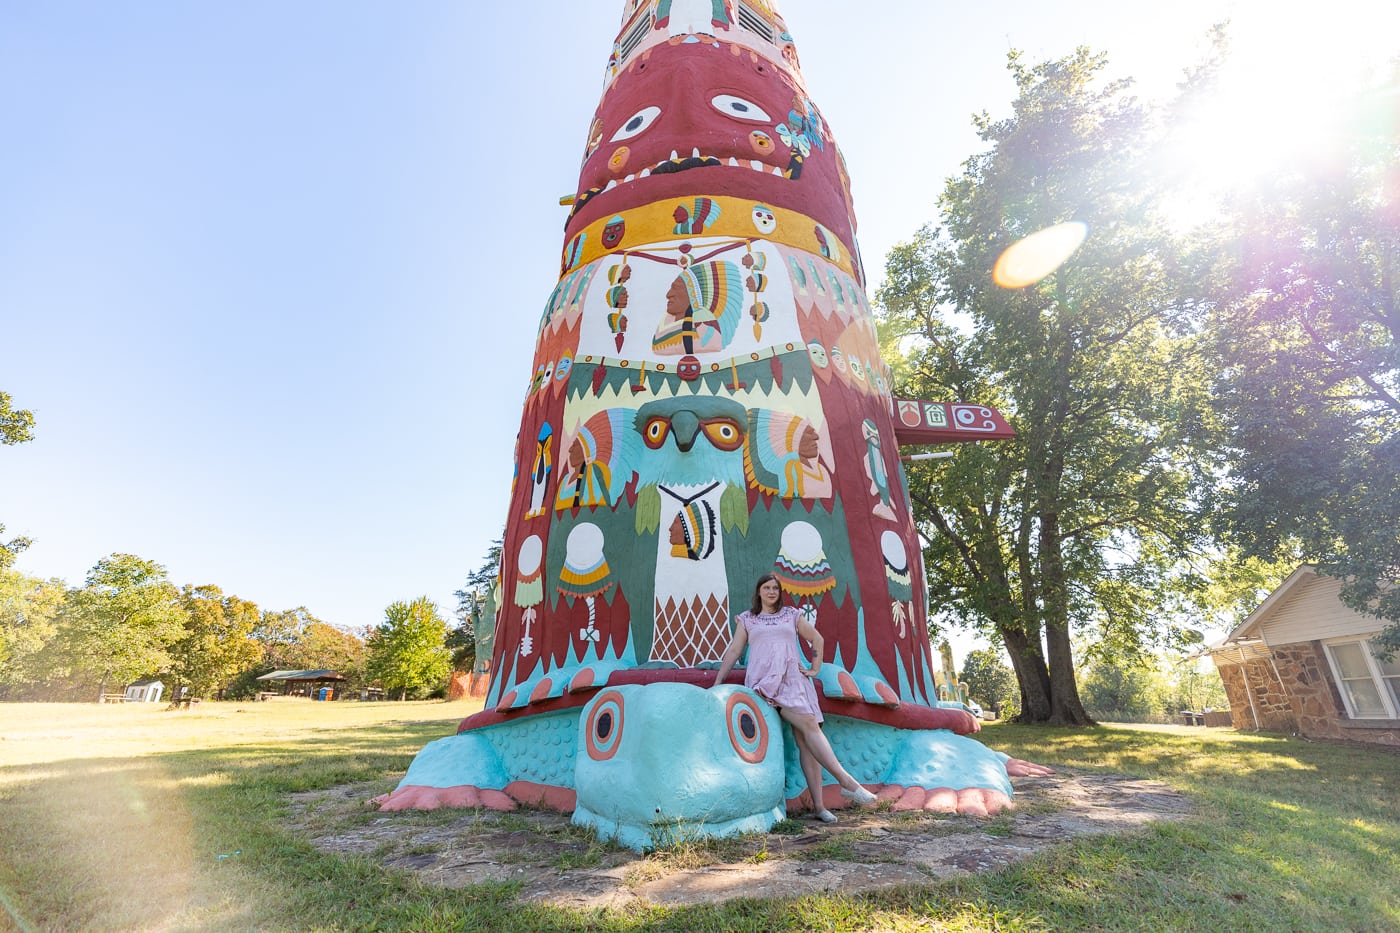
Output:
top-left (100, 693), bottom-right (126, 704)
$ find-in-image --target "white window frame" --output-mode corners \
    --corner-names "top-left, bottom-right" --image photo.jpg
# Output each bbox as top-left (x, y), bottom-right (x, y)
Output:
top-left (1322, 637), bottom-right (1400, 720)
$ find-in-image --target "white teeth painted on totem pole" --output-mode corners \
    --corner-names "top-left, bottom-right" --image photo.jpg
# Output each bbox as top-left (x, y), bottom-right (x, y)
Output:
top-left (639, 168), bottom-right (651, 177)
top-left (605, 179), bottom-right (618, 191)
top-left (771, 166), bottom-right (784, 176)
top-left (670, 150), bottom-right (680, 160)
top-left (750, 160), bottom-right (765, 171)
top-left (624, 174), bottom-right (635, 182)
top-left (728, 157), bottom-right (740, 167)
top-left (691, 147), bottom-right (701, 158)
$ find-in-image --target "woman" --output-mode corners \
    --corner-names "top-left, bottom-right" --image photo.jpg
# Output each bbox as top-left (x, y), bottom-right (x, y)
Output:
top-left (711, 573), bottom-right (878, 822)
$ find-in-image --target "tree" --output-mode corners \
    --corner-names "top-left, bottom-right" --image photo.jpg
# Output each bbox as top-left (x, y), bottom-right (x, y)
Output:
top-left (225, 608), bottom-right (367, 698)
top-left (1209, 67), bottom-right (1400, 652)
top-left (959, 648), bottom-right (1018, 718)
top-left (55, 554), bottom-right (184, 701)
top-left (0, 391), bottom-right (34, 446)
top-left (0, 568), bottom-right (65, 697)
top-left (1, 391), bottom-right (36, 569)
top-left (450, 537), bottom-right (503, 671)
top-left (878, 50), bottom-right (1212, 724)
top-left (366, 597), bottom-right (451, 700)
top-left (1078, 660), bottom-right (1163, 722)
top-left (168, 585), bottom-right (262, 698)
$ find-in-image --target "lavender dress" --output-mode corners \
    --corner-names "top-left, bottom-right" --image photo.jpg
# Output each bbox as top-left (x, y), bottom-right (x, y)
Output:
top-left (738, 605), bottom-right (823, 721)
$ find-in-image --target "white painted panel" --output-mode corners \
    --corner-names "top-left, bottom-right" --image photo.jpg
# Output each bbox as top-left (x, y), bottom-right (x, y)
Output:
top-left (1261, 574), bottom-right (1385, 644)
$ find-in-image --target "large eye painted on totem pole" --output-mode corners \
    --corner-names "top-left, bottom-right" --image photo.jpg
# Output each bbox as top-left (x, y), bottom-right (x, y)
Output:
top-left (642, 416), bottom-right (671, 449)
top-left (585, 690), bottom-right (625, 761)
top-left (701, 417), bottom-right (744, 451)
top-left (726, 692), bottom-right (769, 764)
top-left (711, 94), bottom-right (772, 123)
top-left (610, 106), bottom-right (662, 142)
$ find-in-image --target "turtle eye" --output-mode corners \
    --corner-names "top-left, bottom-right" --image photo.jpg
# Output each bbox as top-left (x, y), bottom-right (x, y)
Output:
top-left (711, 94), bottom-right (772, 123)
top-left (643, 417), bottom-right (670, 449)
top-left (725, 692), bottom-right (768, 764)
top-left (610, 106), bottom-right (661, 142)
top-left (585, 690), bottom-right (625, 761)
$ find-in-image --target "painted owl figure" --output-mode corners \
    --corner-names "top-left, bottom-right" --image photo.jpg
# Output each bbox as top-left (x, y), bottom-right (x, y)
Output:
top-left (380, 1), bottom-right (1041, 838)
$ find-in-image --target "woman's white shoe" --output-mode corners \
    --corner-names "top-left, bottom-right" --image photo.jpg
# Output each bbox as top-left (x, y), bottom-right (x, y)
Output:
top-left (840, 785), bottom-right (878, 806)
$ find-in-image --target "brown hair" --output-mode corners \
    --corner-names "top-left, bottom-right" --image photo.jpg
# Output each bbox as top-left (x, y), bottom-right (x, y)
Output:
top-left (749, 573), bottom-right (784, 616)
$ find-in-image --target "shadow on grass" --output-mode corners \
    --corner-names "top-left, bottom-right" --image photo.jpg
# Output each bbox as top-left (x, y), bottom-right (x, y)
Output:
top-left (5, 718), bottom-right (1400, 931)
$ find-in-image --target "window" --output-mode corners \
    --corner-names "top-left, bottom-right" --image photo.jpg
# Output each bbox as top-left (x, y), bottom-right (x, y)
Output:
top-left (1324, 639), bottom-right (1400, 719)
top-left (735, 3), bottom-right (775, 43)
top-left (617, 10), bottom-right (652, 63)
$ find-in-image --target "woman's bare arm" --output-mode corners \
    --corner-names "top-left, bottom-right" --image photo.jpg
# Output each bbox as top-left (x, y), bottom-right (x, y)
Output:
top-left (711, 619), bottom-right (749, 686)
top-left (794, 613), bottom-right (823, 677)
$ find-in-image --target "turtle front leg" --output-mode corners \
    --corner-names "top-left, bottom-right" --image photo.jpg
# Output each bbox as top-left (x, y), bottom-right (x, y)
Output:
top-left (374, 710), bottom-right (580, 813)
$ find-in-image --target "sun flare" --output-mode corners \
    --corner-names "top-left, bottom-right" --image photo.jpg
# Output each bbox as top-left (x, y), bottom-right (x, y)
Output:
top-left (1160, 3), bottom-right (1399, 223)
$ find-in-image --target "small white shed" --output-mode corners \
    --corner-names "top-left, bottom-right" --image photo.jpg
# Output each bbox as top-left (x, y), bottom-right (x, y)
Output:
top-left (124, 679), bottom-right (165, 703)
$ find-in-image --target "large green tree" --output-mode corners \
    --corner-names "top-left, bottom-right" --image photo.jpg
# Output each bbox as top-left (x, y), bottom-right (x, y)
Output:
top-left (56, 554), bottom-right (184, 701)
top-left (1210, 68), bottom-right (1400, 650)
top-left (878, 50), bottom-right (1212, 724)
top-left (366, 596), bottom-right (451, 700)
top-left (169, 585), bottom-right (262, 698)
top-left (0, 569), bottom-right (65, 697)
top-left (1, 391), bottom-right (36, 569)
top-left (959, 648), bottom-right (1018, 718)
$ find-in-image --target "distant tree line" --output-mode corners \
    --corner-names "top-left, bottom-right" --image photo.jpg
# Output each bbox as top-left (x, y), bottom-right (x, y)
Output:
top-left (0, 553), bottom-right (372, 702)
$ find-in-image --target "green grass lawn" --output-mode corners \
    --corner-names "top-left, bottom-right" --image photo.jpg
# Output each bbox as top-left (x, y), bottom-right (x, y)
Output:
top-left (1, 700), bottom-right (1396, 932)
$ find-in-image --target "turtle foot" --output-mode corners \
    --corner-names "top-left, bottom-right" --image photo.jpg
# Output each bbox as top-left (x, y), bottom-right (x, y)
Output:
top-left (1005, 757), bottom-right (1055, 777)
top-left (373, 784), bottom-right (517, 811)
top-left (881, 784), bottom-right (1014, 816)
top-left (819, 668), bottom-right (901, 707)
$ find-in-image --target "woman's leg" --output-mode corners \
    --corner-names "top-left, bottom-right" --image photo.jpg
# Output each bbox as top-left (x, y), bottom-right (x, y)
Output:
top-left (780, 709), bottom-right (866, 793)
top-left (788, 725), bottom-right (828, 813)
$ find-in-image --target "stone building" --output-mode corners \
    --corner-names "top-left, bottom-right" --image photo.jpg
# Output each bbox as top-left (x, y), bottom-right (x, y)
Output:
top-left (1209, 566), bottom-right (1399, 747)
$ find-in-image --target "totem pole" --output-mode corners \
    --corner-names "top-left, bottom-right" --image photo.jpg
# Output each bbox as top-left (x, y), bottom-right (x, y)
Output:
top-left (376, 0), bottom-right (1047, 851)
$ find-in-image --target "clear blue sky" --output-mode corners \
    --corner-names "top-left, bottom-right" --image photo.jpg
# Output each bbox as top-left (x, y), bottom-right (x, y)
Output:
top-left (2, 1), bottom-right (1392, 648)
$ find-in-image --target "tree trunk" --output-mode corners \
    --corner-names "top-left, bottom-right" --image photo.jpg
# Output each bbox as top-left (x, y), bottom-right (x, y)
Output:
top-left (1038, 505), bottom-right (1094, 725)
top-left (1000, 624), bottom-right (1052, 722)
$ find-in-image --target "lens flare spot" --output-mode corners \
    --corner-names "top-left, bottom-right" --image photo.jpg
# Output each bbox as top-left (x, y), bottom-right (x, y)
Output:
top-left (992, 221), bottom-right (1088, 289)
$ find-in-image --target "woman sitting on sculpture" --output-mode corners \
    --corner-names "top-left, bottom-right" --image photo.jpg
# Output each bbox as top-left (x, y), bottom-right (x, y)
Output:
top-left (712, 573), bottom-right (878, 822)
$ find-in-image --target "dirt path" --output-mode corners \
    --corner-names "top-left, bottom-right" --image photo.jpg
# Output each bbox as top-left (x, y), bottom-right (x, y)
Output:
top-left (287, 770), bottom-right (1191, 908)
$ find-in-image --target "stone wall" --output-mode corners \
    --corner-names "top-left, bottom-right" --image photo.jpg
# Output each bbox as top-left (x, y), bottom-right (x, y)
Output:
top-left (1218, 658), bottom-right (1297, 733)
top-left (1217, 641), bottom-right (1400, 747)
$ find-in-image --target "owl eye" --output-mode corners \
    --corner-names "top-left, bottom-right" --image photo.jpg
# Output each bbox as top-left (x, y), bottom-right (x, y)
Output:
top-left (610, 106), bottom-right (661, 142)
top-left (711, 94), bottom-right (772, 123)
top-left (643, 417), bottom-right (670, 449)
top-left (702, 418), bottom-right (744, 451)
top-left (725, 692), bottom-right (768, 763)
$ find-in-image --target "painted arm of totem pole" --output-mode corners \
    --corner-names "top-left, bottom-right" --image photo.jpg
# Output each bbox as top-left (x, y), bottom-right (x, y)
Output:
top-left (890, 400), bottom-right (1015, 445)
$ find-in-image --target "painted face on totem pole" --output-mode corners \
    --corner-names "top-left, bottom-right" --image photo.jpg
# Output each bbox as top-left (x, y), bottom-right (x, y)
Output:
top-left (664, 277), bottom-right (691, 319)
top-left (602, 216), bottom-right (626, 249)
top-left (565, 42), bottom-right (853, 251)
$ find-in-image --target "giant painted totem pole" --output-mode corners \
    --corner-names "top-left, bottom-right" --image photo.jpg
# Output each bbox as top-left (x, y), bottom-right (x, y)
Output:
top-left (377, 0), bottom-right (1047, 851)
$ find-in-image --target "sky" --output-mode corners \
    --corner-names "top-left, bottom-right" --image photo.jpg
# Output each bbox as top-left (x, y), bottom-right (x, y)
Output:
top-left (2, 1), bottom-right (1395, 657)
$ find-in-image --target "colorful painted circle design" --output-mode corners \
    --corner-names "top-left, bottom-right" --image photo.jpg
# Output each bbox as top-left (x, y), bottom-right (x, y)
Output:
top-left (585, 690), bottom-right (625, 761)
top-left (725, 692), bottom-right (769, 764)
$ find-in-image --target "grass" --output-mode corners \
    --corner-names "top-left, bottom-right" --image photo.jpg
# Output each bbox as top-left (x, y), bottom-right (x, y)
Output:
top-left (0, 701), bottom-right (1397, 931)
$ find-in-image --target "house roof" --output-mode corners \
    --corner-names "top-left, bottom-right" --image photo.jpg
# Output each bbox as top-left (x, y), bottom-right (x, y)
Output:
top-left (255, 669), bottom-right (346, 682)
top-left (1221, 565), bottom-right (1318, 644)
